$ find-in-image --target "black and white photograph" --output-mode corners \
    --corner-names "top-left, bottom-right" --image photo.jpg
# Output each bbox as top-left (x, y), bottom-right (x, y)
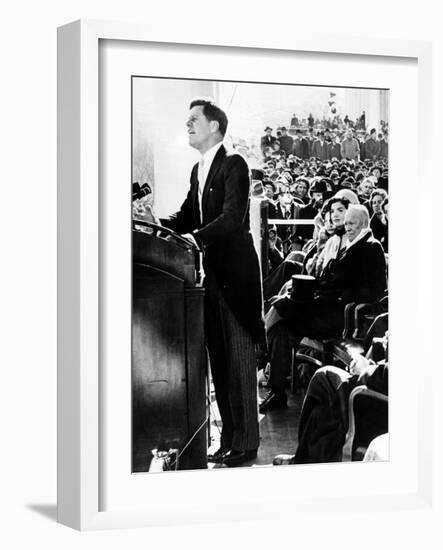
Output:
top-left (131, 77), bottom-right (389, 473)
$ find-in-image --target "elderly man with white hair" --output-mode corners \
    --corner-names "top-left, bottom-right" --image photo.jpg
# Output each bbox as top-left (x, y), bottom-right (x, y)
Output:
top-left (260, 203), bottom-right (387, 412)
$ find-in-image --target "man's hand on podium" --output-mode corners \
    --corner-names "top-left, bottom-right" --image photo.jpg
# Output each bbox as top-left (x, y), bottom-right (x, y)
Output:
top-left (132, 200), bottom-right (160, 225)
top-left (181, 233), bottom-right (199, 249)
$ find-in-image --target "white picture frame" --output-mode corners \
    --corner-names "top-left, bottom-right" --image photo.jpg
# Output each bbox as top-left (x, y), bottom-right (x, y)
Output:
top-left (57, 19), bottom-right (433, 531)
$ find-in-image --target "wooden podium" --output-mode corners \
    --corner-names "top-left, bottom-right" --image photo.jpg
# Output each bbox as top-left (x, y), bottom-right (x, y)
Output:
top-left (132, 221), bottom-right (207, 472)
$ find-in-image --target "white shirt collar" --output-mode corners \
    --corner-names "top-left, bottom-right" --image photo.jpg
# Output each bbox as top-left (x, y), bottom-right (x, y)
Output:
top-left (346, 227), bottom-right (372, 250)
top-left (201, 140), bottom-right (223, 171)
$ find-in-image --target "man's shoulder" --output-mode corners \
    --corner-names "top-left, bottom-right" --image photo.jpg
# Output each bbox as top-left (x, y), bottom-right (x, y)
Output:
top-left (224, 148), bottom-right (248, 165)
top-left (355, 234), bottom-right (385, 254)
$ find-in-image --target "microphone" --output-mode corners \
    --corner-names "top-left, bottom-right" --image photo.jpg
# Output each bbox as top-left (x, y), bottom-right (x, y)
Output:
top-left (132, 182), bottom-right (152, 201)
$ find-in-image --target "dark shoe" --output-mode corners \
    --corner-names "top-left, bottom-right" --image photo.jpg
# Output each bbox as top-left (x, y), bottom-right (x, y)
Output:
top-left (273, 453), bottom-right (296, 466)
top-left (207, 447), bottom-right (229, 463)
top-left (222, 449), bottom-right (258, 467)
top-left (259, 390), bottom-right (287, 413)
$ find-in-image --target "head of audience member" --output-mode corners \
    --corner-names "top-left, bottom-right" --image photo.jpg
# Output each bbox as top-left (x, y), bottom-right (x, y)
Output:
top-left (281, 126), bottom-right (288, 136)
top-left (357, 176), bottom-right (376, 199)
top-left (263, 165), bottom-right (273, 177)
top-left (330, 170), bottom-right (339, 186)
top-left (371, 166), bottom-right (381, 181)
top-left (295, 129), bottom-right (303, 140)
top-left (294, 178), bottom-right (309, 201)
top-left (325, 196), bottom-right (350, 234)
top-left (345, 129), bottom-right (353, 140)
top-left (268, 226), bottom-right (278, 247)
top-left (334, 188), bottom-right (359, 205)
top-left (278, 191), bottom-right (294, 208)
top-left (263, 146), bottom-right (273, 160)
top-left (310, 179), bottom-right (328, 208)
top-left (273, 140), bottom-right (281, 152)
top-left (277, 157), bottom-right (287, 170)
top-left (264, 181), bottom-right (276, 201)
top-left (265, 126), bottom-right (273, 136)
top-left (370, 188), bottom-right (388, 216)
top-left (344, 204), bottom-right (370, 243)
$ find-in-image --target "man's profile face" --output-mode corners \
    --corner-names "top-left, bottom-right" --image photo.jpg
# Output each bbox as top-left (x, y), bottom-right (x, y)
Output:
top-left (187, 105), bottom-right (214, 151)
top-left (344, 210), bottom-right (363, 242)
top-left (264, 185), bottom-right (274, 199)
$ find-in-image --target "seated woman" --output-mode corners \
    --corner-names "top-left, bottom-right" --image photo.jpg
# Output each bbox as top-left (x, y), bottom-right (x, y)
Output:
top-left (260, 204), bottom-right (387, 412)
top-left (262, 197), bottom-right (346, 303)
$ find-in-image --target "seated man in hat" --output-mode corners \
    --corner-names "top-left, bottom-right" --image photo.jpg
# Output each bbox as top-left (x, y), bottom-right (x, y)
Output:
top-left (260, 204), bottom-right (387, 412)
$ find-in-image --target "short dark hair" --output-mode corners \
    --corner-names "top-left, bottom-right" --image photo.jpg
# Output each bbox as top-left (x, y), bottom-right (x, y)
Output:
top-left (264, 180), bottom-right (276, 192)
top-left (189, 98), bottom-right (228, 136)
top-left (325, 196), bottom-right (350, 213)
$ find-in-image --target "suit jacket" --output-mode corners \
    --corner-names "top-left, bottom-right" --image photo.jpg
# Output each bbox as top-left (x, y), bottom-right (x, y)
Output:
top-left (292, 137), bottom-right (309, 159)
top-left (364, 137), bottom-right (380, 159)
top-left (278, 135), bottom-right (294, 156)
top-left (311, 139), bottom-right (330, 161)
top-left (161, 145), bottom-right (264, 342)
top-left (260, 135), bottom-right (276, 152)
top-left (318, 230), bottom-right (387, 304)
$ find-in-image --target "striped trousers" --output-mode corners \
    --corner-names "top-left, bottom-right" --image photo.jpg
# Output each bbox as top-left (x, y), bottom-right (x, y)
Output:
top-left (204, 281), bottom-right (259, 452)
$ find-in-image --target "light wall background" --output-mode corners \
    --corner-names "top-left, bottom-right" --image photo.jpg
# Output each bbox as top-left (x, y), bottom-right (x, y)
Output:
top-left (1, 2), bottom-right (442, 549)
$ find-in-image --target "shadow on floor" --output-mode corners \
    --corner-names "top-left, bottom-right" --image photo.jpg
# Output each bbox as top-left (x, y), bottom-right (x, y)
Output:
top-left (26, 504), bottom-right (57, 522)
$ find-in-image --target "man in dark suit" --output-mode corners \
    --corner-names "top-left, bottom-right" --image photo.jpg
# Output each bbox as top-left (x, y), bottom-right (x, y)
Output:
top-left (261, 126), bottom-right (276, 154)
top-left (311, 131), bottom-right (331, 161)
top-left (292, 129), bottom-right (309, 159)
top-left (278, 127), bottom-right (294, 157)
top-left (160, 98), bottom-right (264, 467)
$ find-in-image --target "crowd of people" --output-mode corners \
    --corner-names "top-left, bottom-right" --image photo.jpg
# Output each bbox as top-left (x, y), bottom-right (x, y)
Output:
top-left (248, 124), bottom-right (389, 272)
top-left (250, 120), bottom-right (390, 464)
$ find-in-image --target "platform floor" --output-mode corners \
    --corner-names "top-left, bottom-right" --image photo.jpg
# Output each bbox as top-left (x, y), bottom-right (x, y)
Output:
top-left (207, 379), bottom-right (304, 469)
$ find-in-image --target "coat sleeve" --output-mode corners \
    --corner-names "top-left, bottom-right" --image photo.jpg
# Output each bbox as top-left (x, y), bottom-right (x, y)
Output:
top-left (193, 155), bottom-right (250, 247)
